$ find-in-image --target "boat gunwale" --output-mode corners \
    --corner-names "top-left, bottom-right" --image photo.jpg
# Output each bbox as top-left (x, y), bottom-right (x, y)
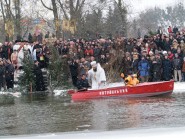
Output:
top-left (73, 80), bottom-right (174, 94)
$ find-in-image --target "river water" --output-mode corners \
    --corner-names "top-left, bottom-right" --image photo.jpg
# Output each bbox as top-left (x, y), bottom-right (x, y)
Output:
top-left (0, 92), bottom-right (185, 136)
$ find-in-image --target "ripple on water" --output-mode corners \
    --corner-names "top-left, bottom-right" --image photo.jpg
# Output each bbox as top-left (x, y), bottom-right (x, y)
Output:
top-left (0, 92), bottom-right (185, 135)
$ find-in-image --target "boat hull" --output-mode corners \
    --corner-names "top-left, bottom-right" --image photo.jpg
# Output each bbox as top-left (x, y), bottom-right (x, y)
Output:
top-left (70, 80), bottom-right (174, 101)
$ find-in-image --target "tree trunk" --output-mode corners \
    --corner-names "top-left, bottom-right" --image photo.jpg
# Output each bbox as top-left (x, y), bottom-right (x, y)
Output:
top-left (14, 0), bottom-right (21, 39)
top-left (51, 0), bottom-right (61, 39)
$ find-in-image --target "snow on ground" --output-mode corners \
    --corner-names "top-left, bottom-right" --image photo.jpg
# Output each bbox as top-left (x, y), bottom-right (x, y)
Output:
top-left (173, 82), bottom-right (185, 93)
top-left (53, 90), bottom-right (68, 96)
top-left (0, 92), bottom-right (22, 98)
top-left (3, 126), bottom-right (185, 139)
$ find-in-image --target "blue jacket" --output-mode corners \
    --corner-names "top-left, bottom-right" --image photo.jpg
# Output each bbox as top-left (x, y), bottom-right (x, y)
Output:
top-left (138, 59), bottom-right (150, 77)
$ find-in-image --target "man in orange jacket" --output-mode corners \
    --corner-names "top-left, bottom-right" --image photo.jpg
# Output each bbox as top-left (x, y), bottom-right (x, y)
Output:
top-left (121, 73), bottom-right (139, 86)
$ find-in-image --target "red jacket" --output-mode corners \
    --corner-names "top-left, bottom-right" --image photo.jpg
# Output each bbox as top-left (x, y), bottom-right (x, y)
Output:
top-left (85, 49), bottom-right (94, 56)
top-left (168, 27), bottom-right (173, 33)
top-left (168, 53), bottom-right (174, 61)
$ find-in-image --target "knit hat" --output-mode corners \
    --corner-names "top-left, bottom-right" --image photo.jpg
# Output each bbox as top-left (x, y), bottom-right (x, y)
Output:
top-left (91, 61), bottom-right (97, 67)
top-left (163, 51), bottom-right (167, 55)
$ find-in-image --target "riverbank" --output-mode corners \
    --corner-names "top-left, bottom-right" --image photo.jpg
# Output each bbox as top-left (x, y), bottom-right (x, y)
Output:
top-left (0, 81), bottom-right (185, 97)
top-left (3, 126), bottom-right (185, 139)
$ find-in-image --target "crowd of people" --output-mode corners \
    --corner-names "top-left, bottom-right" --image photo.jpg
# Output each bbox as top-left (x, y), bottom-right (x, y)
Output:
top-left (65, 26), bottom-right (185, 89)
top-left (0, 26), bottom-right (185, 91)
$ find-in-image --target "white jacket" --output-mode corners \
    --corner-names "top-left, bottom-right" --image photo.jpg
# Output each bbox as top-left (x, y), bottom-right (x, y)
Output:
top-left (88, 63), bottom-right (106, 89)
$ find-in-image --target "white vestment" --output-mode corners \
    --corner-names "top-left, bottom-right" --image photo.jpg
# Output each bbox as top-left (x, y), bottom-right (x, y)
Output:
top-left (88, 63), bottom-right (106, 89)
top-left (13, 44), bottom-right (31, 67)
top-left (13, 45), bottom-right (24, 67)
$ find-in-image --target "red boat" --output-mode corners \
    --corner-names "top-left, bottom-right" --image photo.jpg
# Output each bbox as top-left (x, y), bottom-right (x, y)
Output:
top-left (68, 80), bottom-right (174, 101)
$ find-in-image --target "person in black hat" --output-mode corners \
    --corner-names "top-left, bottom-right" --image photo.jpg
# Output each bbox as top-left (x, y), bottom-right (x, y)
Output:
top-left (33, 60), bottom-right (46, 91)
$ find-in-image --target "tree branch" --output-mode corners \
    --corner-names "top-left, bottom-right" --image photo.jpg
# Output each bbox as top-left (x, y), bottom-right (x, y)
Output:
top-left (78, 0), bottom-right (85, 13)
top-left (41, 0), bottom-right (53, 11)
top-left (0, 1), bottom-right (6, 22)
top-left (57, 0), bottom-right (69, 19)
top-left (75, 0), bottom-right (80, 12)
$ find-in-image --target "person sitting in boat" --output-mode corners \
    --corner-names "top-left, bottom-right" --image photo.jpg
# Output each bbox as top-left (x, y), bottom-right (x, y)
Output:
top-left (121, 73), bottom-right (139, 86)
top-left (132, 74), bottom-right (140, 86)
top-left (76, 74), bottom-right (91, 91)
top-left (88, 61), bottom-right (106, 89)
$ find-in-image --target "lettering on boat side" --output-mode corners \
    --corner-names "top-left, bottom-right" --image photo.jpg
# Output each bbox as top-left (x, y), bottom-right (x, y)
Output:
top-left (99, 89), bottom-right (128, 96)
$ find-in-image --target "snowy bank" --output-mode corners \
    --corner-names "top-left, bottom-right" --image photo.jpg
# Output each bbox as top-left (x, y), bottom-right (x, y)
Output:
top-left (3, 126), bottom-right (185, 139)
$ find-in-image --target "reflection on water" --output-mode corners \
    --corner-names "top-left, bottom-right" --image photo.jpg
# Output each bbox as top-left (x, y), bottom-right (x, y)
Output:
top-left (0, 93), bottom-right (184, 136)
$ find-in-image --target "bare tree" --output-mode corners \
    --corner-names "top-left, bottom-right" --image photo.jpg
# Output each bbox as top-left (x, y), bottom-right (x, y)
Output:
top-left (14, 0), bottom-right (21, 39)
top-left (0, 0), bottom-right (22, 40)
top-left (41, 0), bottom-right (62, 38)
top-left (114, 0), bottom-right (127, 36)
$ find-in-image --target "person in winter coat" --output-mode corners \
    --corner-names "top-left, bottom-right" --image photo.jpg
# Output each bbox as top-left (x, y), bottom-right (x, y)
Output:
top-left (168, 26), bottom-right (173, 34)
top-left (76, 47), bottom-right (84, 59)
top-left (181, 57), bottom-right (185, 81)
top-left (33, 60), bottom-right (45, 91)
top-left (84, 45), bottom-right (94, 58)
top-left (173, 26), bottom-right (178, 34)
top-left (124, 56), bottom-right (133, 76)
top-left (88, 61), bottom-right (106, 89)
top-left (151, 54), bottom-right (162, 81)
top-left (69, 59), bottom-right (79, 87)
top-left (2, 42), bottom-right (10, 60)
top-left (138, 56), bottom-right (150, 82)
top-left (93, 45), bottom-right (101, 61)
top-left (125, 41), bottom-right (134, 53)
top-left (180, 40), bottom-right (185, 55)
top-left (5, 60), bottom-right (15, 90)
top-left (172, 53), bottom-right (183, 82)
top-left (163, 37), bottom-right (172, 51)
top-left (168, 51), bottom-right (174, 61)
top-left (0, 59), bottom-right (5, 90)
top-left (162, 55), bottom-right (173, 81)
top-left (79, 58), bottom-right (90, 76)
top-left (146, 54), bottom-right (153, 82)
top-left (61, 45), bottom-right (69, 58)
top-left (99, 54), bottom-right (106, 65)
top-left (121, 73), bottom-right (139, 86)
top-left (132, 50), bottom-right (140, 73)
top-left (76, 74), bottom-right (90, 91)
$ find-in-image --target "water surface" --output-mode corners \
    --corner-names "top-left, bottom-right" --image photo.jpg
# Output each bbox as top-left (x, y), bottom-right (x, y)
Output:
top-left (0, 93), bottom-right (185, 136)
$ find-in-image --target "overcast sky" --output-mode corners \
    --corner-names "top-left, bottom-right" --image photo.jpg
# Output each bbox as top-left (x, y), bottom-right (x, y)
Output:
top-left (33, 0), bottom-right (185, 19)
top-left (125, 0), bottom-right (185, 18)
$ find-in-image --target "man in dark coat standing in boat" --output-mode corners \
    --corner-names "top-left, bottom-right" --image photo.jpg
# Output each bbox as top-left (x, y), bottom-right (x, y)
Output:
top-left (33, 60), bottom-right (45, 91)
top-left (76, 74), bottom-right (90, 91)
top-left (69, 59), bottom-right (79, 87)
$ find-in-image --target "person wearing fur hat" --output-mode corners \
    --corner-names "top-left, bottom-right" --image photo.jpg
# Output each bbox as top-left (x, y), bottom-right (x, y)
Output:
top-left (88, 61), bottom-right (106, 89)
